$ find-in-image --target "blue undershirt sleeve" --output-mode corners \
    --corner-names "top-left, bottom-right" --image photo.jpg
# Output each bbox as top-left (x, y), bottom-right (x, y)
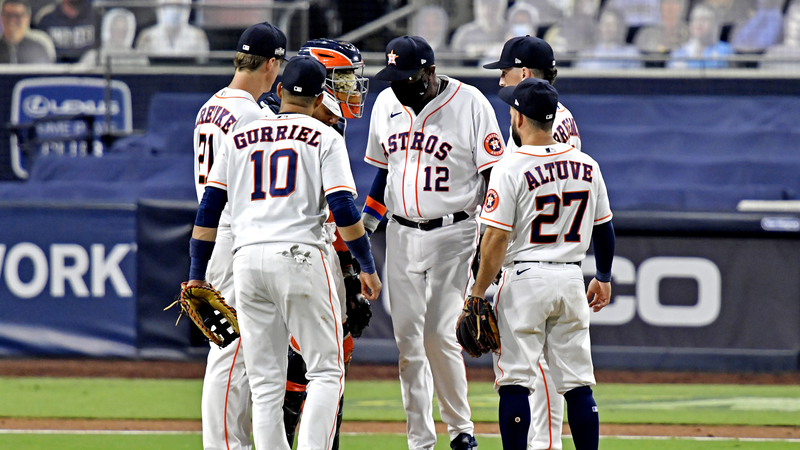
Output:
top-left (591, 220), bottom-right (615, 282)
top-left (326, 190), bottom-right (376, 274)
top-left (326, 190), bottom-right (360, 228)
top-left (195, 186), bottom-right (227, 228)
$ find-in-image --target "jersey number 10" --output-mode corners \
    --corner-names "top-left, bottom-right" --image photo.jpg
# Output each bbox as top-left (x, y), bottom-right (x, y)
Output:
top-left (250, 149), bottom-right (298, 200)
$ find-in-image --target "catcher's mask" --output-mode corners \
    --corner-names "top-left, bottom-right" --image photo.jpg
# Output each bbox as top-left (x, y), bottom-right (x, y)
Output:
top-left (299, 38), bottom-right (369, 119)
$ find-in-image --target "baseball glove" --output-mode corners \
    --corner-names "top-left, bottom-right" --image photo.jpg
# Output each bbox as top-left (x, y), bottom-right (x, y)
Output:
top-left (165, 283), bottom-right (240, 348)
top-left (343, 267), bottom-right (372, 338)
top-left (456, 295), bottom-right (501, 358)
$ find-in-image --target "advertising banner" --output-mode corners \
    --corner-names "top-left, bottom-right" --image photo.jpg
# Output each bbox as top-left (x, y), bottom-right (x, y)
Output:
top-left (10, 77), bottom-right (132, 179)
top-left (0, 204), bottom-right (137, 356)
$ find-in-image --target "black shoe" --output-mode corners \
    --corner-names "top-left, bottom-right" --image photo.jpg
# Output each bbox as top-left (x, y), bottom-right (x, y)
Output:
top-left (450, 432), bottom-right (478, 450)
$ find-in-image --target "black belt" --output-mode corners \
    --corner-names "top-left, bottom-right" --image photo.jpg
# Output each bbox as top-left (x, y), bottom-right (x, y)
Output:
top-left (514, 260), bottom-right (582, 267)
top-left (392, 211), bottom-right (470, 231)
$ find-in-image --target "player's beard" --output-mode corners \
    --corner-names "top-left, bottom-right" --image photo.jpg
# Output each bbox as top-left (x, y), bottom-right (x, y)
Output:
top-left (391, 77), bottom-right (428, 108)
top-left (511, 121), bottom-right (522, 147)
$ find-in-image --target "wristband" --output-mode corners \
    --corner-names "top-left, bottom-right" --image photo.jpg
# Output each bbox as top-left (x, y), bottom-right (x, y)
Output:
top-left (189, 238), bottom-right (215, 280)
top-left (344, 234), bottom-right (376, 274)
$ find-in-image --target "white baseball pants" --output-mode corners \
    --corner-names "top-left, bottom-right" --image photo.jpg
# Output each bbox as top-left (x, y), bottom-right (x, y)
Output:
top-left (530, 355), bottom-right (564, 450)
top-left (385, 219), bottom-right (477, 450)
top-left (493, 262), bottom-right (596, 394)
top-left (202, 226), bottom-right (252, 450)
top-left (233, 242), bottom-right (344, 450)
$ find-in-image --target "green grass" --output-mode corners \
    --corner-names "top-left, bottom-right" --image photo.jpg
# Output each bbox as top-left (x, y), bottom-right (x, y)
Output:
top-left (0, 433), bottom-right (202, 450)
top-left (0, 434), bottom-right (797, 450)
top-left (343, 381), bottom-right (800, 426)
top-left (0, 378), bottom-right (202, 419)
top-left (1, 377), bottom-right (799, 427)
top-left (596, 384), bottom-right (800, 426)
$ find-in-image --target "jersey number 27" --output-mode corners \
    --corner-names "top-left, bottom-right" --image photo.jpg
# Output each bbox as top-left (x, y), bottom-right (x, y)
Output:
top-left (530, 191), bottom-right (588, 244)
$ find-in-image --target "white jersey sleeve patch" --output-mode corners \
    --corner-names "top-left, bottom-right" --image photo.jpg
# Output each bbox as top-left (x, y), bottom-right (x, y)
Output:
top-left (473, 94), bottom-right (506, 172)
top-left (479, 158), bottom-right (516, 232)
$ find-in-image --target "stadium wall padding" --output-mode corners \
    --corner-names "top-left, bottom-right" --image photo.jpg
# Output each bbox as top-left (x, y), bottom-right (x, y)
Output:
top-left (1, 201), bottom-right (798, 372)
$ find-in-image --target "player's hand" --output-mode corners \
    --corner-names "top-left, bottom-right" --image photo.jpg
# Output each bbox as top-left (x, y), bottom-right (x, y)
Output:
top-left (360, 271), bottom-right (382, 301)
top-left (185, 280), bottom-right (212, 289)
top-left (586, 278), bottom-right (611, 312)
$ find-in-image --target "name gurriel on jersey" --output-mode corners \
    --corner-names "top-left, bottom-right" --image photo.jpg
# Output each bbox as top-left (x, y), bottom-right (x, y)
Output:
top-left (233, 124), bottom-right (322, 149)
top-left (196, 105), bottom-right (239, 134)
top-left (381, 131), bottom-right (452, 161)
top-left (524, 160), bottom-right (594, 190)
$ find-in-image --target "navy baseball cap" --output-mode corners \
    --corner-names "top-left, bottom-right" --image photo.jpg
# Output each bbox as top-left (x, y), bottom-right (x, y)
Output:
top-left (499, 78), bottom-right (558, 122)
top-left (281, 56), bottom-right (327, 97)
top-left (237, 22), bottom-right (287, 60)
top-left (483, 36), bottom-right (555, 70)
top-left (375, 36), bottom-right (434, 82)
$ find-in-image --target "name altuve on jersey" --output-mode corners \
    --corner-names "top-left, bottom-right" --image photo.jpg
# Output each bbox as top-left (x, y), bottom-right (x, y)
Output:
top-left (524, 159), bottom-right (593, 190)
top-left (196, 105), bottom-right (238, 134)
top-left (233, 124), bottom-right (322, 149)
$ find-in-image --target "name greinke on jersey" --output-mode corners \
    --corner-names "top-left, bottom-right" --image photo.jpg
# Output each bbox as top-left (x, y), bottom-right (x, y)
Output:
top-left (195, 105), bottom-right (238, 134)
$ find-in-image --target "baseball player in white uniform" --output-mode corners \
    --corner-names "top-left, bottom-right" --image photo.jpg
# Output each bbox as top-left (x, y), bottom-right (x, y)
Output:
top-left (277, 38), bottom-right (371, 450)
top-left (471, 78), bottom-right (615, 450)
top-left (192, 22), bottom-right (286, 450)
top-left (483, 35), bottom-right (583, 450)
top-left (361, 36), bottom-right (505, 450)
top-left (187, 56), bottom-right (382, 450)
top-left (484, 36), bottom-right (581, 153)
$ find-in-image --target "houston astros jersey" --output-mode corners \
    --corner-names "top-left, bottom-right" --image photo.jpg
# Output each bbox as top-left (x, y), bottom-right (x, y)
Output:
top-left (193, 88), bottom-right (272, 226)
top-left (480, 142), bottom-right (612, 265)
top-left (507, 102), bottom-right (581, 152)
top-left (206, 113), bottom-right (357, 250)
top-left (365, 76), bottom-right (505, 219)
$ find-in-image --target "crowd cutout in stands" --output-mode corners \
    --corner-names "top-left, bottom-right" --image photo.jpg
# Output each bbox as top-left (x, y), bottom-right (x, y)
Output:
top-left (2, 0), bottom-right (800, 69)
top-left (0, 0), bottom-right (55, 63)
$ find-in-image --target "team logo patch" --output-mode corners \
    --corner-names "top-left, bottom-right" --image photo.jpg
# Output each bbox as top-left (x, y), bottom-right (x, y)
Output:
top-left (484, 189), bottom-right (499, 212)
top-left (387, 50), bottom-right (398, 65)
top-left (484, 133), bottom-right (504, 156)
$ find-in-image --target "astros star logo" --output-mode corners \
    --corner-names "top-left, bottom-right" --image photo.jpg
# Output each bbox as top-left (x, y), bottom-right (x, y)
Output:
top-left (388, 50), bottom-right (398, 65)
top-left (483, 133), bottom-right (504, 156)
top-left (485, 189), bottom-right (499, 212)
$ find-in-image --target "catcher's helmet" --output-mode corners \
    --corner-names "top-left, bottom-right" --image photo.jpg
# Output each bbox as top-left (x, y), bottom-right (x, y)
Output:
top-left (299, 39), bottom-right (368, 119)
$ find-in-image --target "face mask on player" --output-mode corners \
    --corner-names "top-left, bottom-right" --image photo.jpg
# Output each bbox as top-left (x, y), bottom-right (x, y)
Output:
top-left (391, 70), bottom-right (429, 108)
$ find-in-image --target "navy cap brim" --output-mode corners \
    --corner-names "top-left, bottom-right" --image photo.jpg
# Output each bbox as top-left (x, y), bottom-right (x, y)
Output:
top-left (483, 59), bottom-right (509, 70)
top-left (498, 85), bottom-right (516, 107)
top-left (375, 66), bottom-right (423, 82)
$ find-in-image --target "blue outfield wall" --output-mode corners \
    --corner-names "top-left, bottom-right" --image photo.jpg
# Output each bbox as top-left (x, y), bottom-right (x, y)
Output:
top-left (2, 74), bottom-right (800, 212)
top-left (0, 201), bottom-right (799, 371)
top-left (1, 73), bottom-right (799, 370)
